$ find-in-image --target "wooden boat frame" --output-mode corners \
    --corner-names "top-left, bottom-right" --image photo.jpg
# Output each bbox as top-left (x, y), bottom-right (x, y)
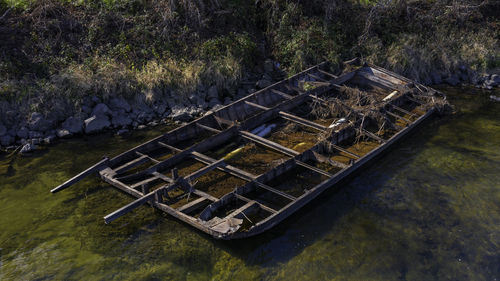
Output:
top-left (51, 61), bottom-right (447, 239)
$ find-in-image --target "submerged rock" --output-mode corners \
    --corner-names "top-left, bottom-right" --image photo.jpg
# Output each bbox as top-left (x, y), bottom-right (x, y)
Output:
top-left (84, 115), bottom-right (111, 134)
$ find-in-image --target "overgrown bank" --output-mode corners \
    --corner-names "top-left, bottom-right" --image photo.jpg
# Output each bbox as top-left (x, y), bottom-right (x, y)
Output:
top-left (0, 0), bottom-right (499, 149)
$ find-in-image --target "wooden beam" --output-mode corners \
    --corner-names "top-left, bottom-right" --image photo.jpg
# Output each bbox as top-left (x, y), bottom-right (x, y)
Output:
top-left (157, 141), bottom-right (182, 153)
top-left (385, 110), bottom-right (411, 124)
top-left (317, 68), bottom-right (338, 79)
top-left (278, 111), bottom-right (327, 131)
top-left (177, 197), bottom-right (212, 213)
top-left (329, 144), bottom-right (361, 159)
top-left (196, 123), bottom-right (221, 134)
top-left (51, 158), bottom-right (109, 193)
top-left (191, 151), bottom-right (257, 181)
top-left (213, 115), bottom-right (235, 126)
top-left (361, 129), bottom-right (386, 143)
top-left (152, 171), bottom-right (174, 183)
top-left (391, 105), bottom-right (418, 118)
top-left (307, 73), bottom-right (328, 82)
top-left (240, 130), bottom-right (300, 157)
top-left (235, 194), bottom-right (278, 214)
top-left (295, 160), bottom-right (333, 178)
top-left (114, 155), bottom-right (149, 174)
top-left (406, 96), bottom-right (425, 105)
top-left (253, 181), bottom-right (296, 201)
top-left (245, 100), bottom-right (270, 111)
top-left (103, 186), bottom-right (165, 224)
top-left (270, 89), bottom-right (293, 100)
top-left (185, 159), bottom-right (225, 182)
top-left (285, 84), bottom-right (305, 94)
top-left (130, 176), bottom-right (159, 189)
top-left (136, 151), bottom-right (160, 164)
top-left (312, 151), bottom-right (349, 169)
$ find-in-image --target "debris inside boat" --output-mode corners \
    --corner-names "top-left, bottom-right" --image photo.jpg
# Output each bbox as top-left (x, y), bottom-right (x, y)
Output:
top-left (51, 61), bottom-right (449, 239)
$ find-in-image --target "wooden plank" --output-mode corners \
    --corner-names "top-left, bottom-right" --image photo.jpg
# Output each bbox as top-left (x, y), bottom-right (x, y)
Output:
top-left (103, 187), bottom-right (165, 224)
top-left (157, 141), bottom-right (183, 153)
top-left (51, 158), bottom-right (109, 193)
top-left (254, 181), bottom-right (296, 201)
top-left (245, 100), bottom-right (270, 111)
top-left (329, 144), bottom-right (361, 159)
top-left (295, 160), bottom-right (333, 178)
top-left (240, 131), bottom-right (300, 157)
top-left (235, 194), bottom-right (278, 214)
top-left (285, 84), bottom-right (305, 94)
top-left (307, 73), bottom-right (328, 82)
top-left (391, 105), bottom-right (418, 118)
top-left (191, 151), bottom-right (257, 181)
top-left (152, 171), bottom-right (174, 183)
top-left (317, 68), bottom-right (338, 79)
top-left (361, 129), bottom-right (386, 143)
top-left (406, 96), bottom-right (425, 105)
top-left (185, 159), bottom-right (225, 182)
top-left (114, 155), bottom-right (149, 174)
top-left (270, 89), bottom-right (293, 99)
top-left (177, 197), bottom-right (212, 213)
top-left (385, 110), bottom-right (411, 124)
top-left (214, 115), bottom-right (235, 126)
top-left (129, 176), bottom-right (159, 189)
top-left (278, 111), bottom-right (327, 131)
top-left (196, 123), bottom-right (221, 134)
top-left (136, 151), bottom-right (160, 164)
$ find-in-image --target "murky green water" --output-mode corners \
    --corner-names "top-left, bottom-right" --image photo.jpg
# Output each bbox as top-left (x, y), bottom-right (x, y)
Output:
top-left (1, 87), bottom-right (499, 281)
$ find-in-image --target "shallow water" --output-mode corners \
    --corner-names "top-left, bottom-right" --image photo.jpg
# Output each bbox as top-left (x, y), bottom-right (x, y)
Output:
top-left (1, 87), bottom-right (499, 280)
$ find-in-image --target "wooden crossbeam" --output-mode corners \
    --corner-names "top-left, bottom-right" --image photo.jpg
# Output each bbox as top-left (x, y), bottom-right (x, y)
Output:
top-left (103, 186), bottom-right (166, 224)
top-left (130, 176), bottom-right (160, 189)
top-left (185, 159), bottom-right (225, 182)
top-left (307, 73), bottom-right (328, 82)
top-left (385, 110), bottom-right (411, 124)
top-left (191, 151), bottom-right (257, 181)
top-left (253, 181), bottom-right (296, 201)
top-left (317, 68), bottom-right (338, 79)
top-left (329, 144), bottom-right (361, 159)
top-left (214, 115), bottom-right (235, 126)
top-left (391, 105), bottom-right (418, 118)
top-left (157, 141), bottom-right (182, 153)
top-left (235, 194), bottom-right (278, 214)
top-left (136, 151), bottom-right (160, 164)
top-left (240, 130), bottom-right (300, 157)
top-left (278, 111), bottom-right (327, 131)
top-left (361, 129), bottom-right (386, 143)
top-left (285, 84), bottom-right (305, 94)
top-left (152, 171), bottom-right (174, 183)
top-left (177, 197), bottom-right (212, 213)
top-left (406, 96), bottom-right (425, 105)
top-left (114, 155), bottom-right (149, 174)
top-left (196, 123), bottom-right (222, 134)
top-left (295, 160), bottom-right (333, 178)
top-left (270, 89), bottom-right (293, 99)
top-left (245, 100), bottom-right (270, 111)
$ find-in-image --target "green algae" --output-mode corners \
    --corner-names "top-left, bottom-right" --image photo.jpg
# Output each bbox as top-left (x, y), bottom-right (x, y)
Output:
top-left (0, 86), bottom-right (499, 280)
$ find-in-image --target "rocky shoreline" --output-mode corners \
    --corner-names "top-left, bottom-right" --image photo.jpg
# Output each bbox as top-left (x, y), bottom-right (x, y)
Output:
top-left (1, 61), bottom-right (499, 154)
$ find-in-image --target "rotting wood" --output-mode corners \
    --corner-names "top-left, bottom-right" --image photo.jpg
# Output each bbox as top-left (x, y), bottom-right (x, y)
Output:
top-left (51, 61), bottom-right (447, 239)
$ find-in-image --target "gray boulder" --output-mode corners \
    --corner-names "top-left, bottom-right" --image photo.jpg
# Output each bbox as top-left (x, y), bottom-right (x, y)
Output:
top-left (20, 143), bottom-right (36, 154)
top-left (92, 103), bottom-right (111, 116)
top-left (117, 129), bottom-right (129, 135)
top-left (62, 116), bottom-right (84, 134)
top-left (170, 108), bottom-right (192, 122)
top-left (111, 113), bottom-right (133, 127)
top-left (207, 86), bottom-right (219, 99)
top-left (56, 129), bottom-right (72, 138)
top-left (208, 98), bottom-right (221, 108)
top-left (44, 135), bottom-right (57, 144)
top-left (17, 127), bottom-right (29, 139)
top-left (256, 79), bottom-right (272, 89)
top-left (108, 97), bottom-right (131, 112)
top-left (84, 115), bottom-right (111, 134)
top-left (29, 112), bottom-right (53, 132)
top-left (29, 131), bottom-right (43, 139)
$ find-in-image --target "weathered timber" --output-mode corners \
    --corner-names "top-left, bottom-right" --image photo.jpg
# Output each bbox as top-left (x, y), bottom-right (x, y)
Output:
top-left (51, 61), bottom-right (446, 239)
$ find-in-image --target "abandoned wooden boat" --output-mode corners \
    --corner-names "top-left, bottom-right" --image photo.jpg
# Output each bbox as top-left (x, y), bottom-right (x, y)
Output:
top-left (51, 61), bottom-right (448, 239)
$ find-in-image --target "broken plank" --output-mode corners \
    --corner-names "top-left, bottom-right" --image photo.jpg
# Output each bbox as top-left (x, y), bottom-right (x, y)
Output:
top-left (385, 110), bottom-right (411, 124)
top-left (317, 68), bottom-right (338, 79)
top-left (361, 129), bottom-right (386, 143)
top-left (152, 171), bottom-right (174, 183)
top-left (114, 155), bottom-right (149, 174)
top-left (157, 141), bottom-right (183, 153)
top-left (177, 197), bottom-right (212, 213)
top-left (254, 181), bottom-right (296, 201)
top-left (196, 123), bottom-right (221, 134)
top-left (329, 144), bottom-right (361, 159)
top-left (312, 151), bottom-right (349, 169)
top-left (136, 151), bottom-right (160, 164)
top-left (295, 160), bottom-right (333, 178)
top-left (185, 159), bottom-right (225, 182)
top-left (191, 151), bottom-right (257, 181)
top-left (235, 194), bottom-right (278, 214)
top-left (270, 89), bottom-right (293, 99)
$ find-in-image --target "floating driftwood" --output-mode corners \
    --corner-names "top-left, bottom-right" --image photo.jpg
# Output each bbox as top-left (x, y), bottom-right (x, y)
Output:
top-left (51, 61), bottom-right (448, 239)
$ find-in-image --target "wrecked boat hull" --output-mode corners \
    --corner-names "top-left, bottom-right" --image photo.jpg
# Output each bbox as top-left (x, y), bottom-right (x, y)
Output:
top-left (51, 61), bottom-right (447, 239)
